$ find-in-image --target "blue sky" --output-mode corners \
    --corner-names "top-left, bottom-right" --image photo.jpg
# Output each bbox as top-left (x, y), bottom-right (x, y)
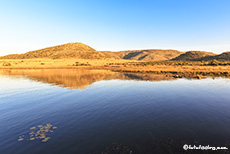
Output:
top-left (0, 0), bottom-right (230, 56)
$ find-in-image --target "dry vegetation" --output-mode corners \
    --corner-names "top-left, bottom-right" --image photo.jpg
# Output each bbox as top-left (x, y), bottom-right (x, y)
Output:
top-left (172, 51), bottom-right (216, 61)
top-left (0, 43), bottom-right (114, 59)
top-left (104, 49), bottom-right (183, 61)
top-left (1, 59), bottom-right (230, 79)
top-left (0, 58), bottom-right (136, 69)
top-left (0, 42), bottom-right (230, 79)
top-left (100, 60), bottom-right (230, 78)
top-left (108, 65), bottom-right (230, 78)
top-left (1, 42), bottom-right (230, 62)
top-left (198, 51), bottom-right (230, 61)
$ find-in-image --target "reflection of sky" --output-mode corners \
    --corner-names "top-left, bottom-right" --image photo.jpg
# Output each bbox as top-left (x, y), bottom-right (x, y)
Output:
top-left (2, 74), bottom-right (229, 106)
top-left (0, 73), bottom-right (230, 154)
top-left (0, 75), bottom-right (55, 92)
top-left (1, 75), bottom-right (230, 92)
top-left (0, 76), bottom-right (63, 103)
top-left (94, 77), bottom-right (230, 89)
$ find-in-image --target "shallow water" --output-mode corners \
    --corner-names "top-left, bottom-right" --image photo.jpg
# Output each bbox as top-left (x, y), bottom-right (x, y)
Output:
top-left (0, 69), bottom-right (230, 154)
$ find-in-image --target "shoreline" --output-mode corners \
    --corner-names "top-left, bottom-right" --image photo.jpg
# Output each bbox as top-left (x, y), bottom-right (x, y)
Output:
top-left (1, 58), bottom-right (230, 79)
top-left (1, 65), bottom-right (230, 79)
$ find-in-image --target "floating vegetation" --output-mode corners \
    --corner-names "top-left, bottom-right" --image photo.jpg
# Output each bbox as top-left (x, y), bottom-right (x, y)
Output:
top-left (17, 135), bottom-right (24, 141)
top-left (17, 123), bottom-right (57, 142)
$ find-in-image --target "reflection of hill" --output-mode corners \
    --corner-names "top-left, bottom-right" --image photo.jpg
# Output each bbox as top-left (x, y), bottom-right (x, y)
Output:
top-left (0, 69), bottom-right (176, 89)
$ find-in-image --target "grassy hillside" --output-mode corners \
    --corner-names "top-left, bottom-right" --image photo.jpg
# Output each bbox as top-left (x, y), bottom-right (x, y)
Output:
top-left (172, 51), bottom-right (216, 61)
top-left (0, 43), bottom-right (113, 59)
top-left (197, 52), bottom-right (230, 61)
top-left (1, 42), bottom-right (229, 62)
top-left (0, 42), bottom-right (183, 61)
top-left (213, 52), bottom-right (230, 61)
top-left (104, 49), bottom-right (183, 61)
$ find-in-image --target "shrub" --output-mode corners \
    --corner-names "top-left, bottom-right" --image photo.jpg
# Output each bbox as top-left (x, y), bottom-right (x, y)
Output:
top-left (210, 59), bottom-right (219, 66)
top-left (2, 62), bottom-right (11, 66)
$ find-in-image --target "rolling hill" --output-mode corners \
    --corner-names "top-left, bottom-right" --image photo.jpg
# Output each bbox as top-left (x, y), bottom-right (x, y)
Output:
top-left (1, 42), bottom-right (229, 62)
top-left (0, 43), bottom-right (113, 59)
top-left (104, 49), bottom-right (183, 61)
top-left (212, 52), bottom-right (230, 61)
top-left (0, 43), bottom-right (183, 61)
top-left (171, 51), bottom-right (216, 61)
top-left (197, 52), bottom-right (230, 61)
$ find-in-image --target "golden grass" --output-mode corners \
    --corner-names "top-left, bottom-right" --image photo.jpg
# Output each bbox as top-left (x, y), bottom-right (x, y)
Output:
top-left (0, 58), bottom-right (230, 78)
top-left (0, 58), bottom-right (137, 68)
top-left (107, 65), bottom-right (230, 77)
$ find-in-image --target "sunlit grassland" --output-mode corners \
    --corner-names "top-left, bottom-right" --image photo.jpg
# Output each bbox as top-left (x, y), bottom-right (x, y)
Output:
top-left (0, 58), bottom-right (230, 78)
top-left (0, 58), bottom-right (136, 68)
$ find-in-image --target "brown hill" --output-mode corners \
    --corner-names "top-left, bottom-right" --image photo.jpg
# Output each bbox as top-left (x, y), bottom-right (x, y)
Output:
top-left (172, 51), bottom-right (216, 61)
top-left (104, 49), bottom-right (183, 61)
top-left (197, 52), bottom-right (230, 61)
top-left (212, 52), bottom-right (230, 61)
top-left (2, 42), bottom-right (229, 62)
top-left (0, 43), bottom-right (112, 59)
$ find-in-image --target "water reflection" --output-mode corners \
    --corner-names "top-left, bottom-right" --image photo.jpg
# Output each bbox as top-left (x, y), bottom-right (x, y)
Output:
top-left (0, 70), bottom-right (230, 154)
top-left (0, 69), bottom-right (176, 89)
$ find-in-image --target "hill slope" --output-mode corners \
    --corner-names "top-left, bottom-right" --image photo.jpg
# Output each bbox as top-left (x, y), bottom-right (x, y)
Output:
top-left (172, 51), bottom-right (216, 61)
top-left (104, 49), bottom-right (183, 61)
top-left (2, 43), bottom-right (229, 62)
top-left (212, 52), bottom-right (230, 61)
top-left (0, 43), bottom-right (112, 59)
top-left (196, 52), bottom-right (230, 61)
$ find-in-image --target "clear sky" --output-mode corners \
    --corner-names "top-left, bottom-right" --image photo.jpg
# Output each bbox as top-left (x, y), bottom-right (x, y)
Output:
top-left (0, 0), bottom-right (230, 56)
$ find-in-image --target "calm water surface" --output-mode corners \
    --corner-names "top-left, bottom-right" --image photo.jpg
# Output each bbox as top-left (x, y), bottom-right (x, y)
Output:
top-left (0, 69), bottom-right (230, 154)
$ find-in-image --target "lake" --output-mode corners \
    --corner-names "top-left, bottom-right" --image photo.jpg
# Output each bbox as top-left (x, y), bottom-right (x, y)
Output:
top-left (0, 69), bottom-right (230, 154)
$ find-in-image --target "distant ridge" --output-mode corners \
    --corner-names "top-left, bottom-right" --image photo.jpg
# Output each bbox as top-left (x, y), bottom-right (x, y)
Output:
top-left (0, 43), bottom-right (112, 59)
top-left (171, 51), bottom-right (216, 61)
top-left (195, 52), bottom-right (230, 61)
top-left (104, 49), bottom-right (183, 61)
top-left (1, 43), bottom-right (230, 61)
